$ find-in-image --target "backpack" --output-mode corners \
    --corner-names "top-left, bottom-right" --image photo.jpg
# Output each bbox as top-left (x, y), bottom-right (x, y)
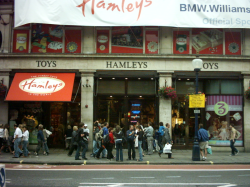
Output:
top-left (95, 129), bottom-right (103, 141)
top-left (103, 134), bottom-right (110, 144)
top-left (74, 129), bottom-right (81, 143)
top-left (235, 130), bottom-right (241, 139)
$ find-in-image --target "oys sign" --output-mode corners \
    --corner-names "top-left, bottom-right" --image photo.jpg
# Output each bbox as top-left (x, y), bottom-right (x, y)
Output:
top-left (19, 77), bottom-right (65, 94)
top-left (0, 166), bottom-right (6, 187)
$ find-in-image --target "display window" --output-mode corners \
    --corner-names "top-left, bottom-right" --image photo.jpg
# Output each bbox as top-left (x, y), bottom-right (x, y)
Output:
top-left (111, 27), bottom-right (143, 53)
top-left (65, 30), bottom-right (81, 53)
top-left (31, 24), bottom-right (63, 53)
top-left (13, 30), bottom-right (29, 53)
top-left (145, 30), bottom-right (158, 54)
top-left (205, 95), bottom-right (243, 146)
top-left (225, 32), bottom-right (241, 55)
top-left (192, 28), bottom-right (223, 55)
top-left (173, 31), bottom-right (190, 54)
top-left (96, 30), bottom-right (110, 53)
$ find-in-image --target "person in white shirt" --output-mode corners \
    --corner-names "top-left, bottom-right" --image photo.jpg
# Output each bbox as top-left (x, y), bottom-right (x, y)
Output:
top-left (22, 126), bottom-right (29, 157)
top-left (13, 124), bottom-right (23, 158)
top-left (83, 124), bottom-right (89, 151)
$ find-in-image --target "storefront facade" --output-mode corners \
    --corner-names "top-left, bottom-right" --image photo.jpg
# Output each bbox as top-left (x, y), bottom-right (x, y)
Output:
top-left (1, 0), bottom-right (250, 151)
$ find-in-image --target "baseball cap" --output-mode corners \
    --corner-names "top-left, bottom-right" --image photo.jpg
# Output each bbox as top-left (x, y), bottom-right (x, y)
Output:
top-left (84, 124), bottom-right (88, 127)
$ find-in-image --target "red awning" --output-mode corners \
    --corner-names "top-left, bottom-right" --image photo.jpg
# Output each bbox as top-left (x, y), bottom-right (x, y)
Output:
top-left (6, 73), bottom-right (75, 102)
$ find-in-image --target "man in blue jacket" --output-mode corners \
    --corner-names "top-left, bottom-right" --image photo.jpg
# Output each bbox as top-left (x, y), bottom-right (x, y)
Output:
top-left (198, 123), bottom-right (209, 161)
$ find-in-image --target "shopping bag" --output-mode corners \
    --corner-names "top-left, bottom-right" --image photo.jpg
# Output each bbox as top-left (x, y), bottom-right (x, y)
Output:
top-left (207, 146), bottom-right (212, 155)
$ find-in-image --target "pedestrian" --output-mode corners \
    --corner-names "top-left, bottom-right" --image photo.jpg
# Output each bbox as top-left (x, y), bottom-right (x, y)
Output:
top-left (142, 124), bottom-right (148, 155)
top-left (136, 125), bottom-right (144, 161)
top-left (229, 123), bottom-right (239, 156)
top-left (106, 127), bottom-right (115, 161)
top-left (144, 122), bottom-right (154, 155)
top-left (2, 124), bottom-right (13, 154)
top-left (13, 124), bottom-right (23, 158)
top-left (42, 128), bottom-right (50, 155)
top-left (68, 126), bottom-right (78, 156)
top-left (126, 125), bottom-right (136, 160)
top-left (83, 124), bottom-right (89, 151)
top-left (34, 124), bottom-right (46, 156)
top-left (159, 123), bottom-right (171, 157)
top-left (198, 123), bottom-right (209, 161)
top-left (0, 124), bottom-right (5, 154)
top-left (64, 125), bottom-right (73, 150)
top-left (75, 122), bottom-right (88, 160)
top-left (101, 122), bottom-right (109, 158)
top-left (113, 125), bottom-right (124, 162)
top-left (22, 126), bottom-right (29, 157)
top-left (92, 122), bottom-right (99, 155)
top-left (157, 122), bottom-right (165, 156)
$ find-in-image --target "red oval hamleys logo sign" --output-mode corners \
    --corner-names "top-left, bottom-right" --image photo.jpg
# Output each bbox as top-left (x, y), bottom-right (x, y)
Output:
top-left (19, 77), bottom-right (65, 94)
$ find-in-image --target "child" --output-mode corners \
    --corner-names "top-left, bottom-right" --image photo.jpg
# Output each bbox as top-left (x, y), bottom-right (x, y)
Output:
top-left (163, 142), bottom-right (174, 159)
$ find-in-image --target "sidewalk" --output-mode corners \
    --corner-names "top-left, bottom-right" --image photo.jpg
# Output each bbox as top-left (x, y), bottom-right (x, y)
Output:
top-left (1, 148), bottom-right (249, 165)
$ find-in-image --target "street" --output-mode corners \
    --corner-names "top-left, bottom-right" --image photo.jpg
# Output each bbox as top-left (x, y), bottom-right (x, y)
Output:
top-left (5, 164), bottom-right (250, 187)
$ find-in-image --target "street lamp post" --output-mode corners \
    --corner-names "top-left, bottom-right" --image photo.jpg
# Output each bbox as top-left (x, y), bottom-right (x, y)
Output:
top-left (192, 59), bottom-right (203, 161)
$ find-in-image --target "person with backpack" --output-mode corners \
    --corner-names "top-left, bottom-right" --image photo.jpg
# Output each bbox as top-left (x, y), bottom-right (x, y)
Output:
top-left (157, 122), bottom-right (165, 156)
top-left (229, 123), bottom-right (240, 156)
top-left (67, 126), bottom-right (78, 156)
top-left (126, 125), bottom-right (136, 161)
top-left (113, 125), bottom-right (124, 162)
top-left (94, 125), bottom-right (110, 159)
top-left (75, 122), bottom-right (89, 160)
top-left (198, 123), bottom-right (209, 161)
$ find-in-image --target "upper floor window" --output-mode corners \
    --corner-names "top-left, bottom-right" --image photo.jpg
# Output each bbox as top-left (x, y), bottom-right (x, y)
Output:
top-left (12, 24), bottom-right (82, 53)
top-left (173, 29), bottom-right (242, 55)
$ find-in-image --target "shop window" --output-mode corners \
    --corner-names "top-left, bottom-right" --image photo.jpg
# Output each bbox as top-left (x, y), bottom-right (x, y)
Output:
top-left (98, 80), bottom-right (125, 94)
top-left (173, 30), bottom-right (190, 54)
top-left (221, 80), bottom-right (242, 94)
top-left (176, 81), bottom-right (203, 95)
top-left (225, 32), bottom-right (241, 55)
top-left (31, 24), bottom-right (63, 53)
top-left (111, 27), bottom-right (143, 54)
top-left (13, 30), bottom-right (29, 53)
top-left (205, 80), bottom-right (220, 94)
top-left (206, 95), bottom-right (243, 146)
top-left (96, 30), bottom-right (110, 53)
top-left (128, 81), bottom-right (155, 95)
top-left (192, 28), bottom-right (223, 55)
top-left (145, 30), bottom-right (158, 54)
top-left (65, 30), bottom-right (81, 53)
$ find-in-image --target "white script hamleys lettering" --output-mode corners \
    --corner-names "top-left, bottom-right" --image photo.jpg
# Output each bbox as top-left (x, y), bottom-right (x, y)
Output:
top-left (19, 77), bottom-right (65, 94)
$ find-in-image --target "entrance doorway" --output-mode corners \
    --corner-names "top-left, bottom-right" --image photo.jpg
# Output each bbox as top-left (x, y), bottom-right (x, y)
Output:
top-left (95, 96), bottom-right (158, 131)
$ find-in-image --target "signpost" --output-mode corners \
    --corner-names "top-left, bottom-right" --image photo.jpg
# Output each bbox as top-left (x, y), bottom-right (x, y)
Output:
top-left (0, 165), bottom-right (6, 187)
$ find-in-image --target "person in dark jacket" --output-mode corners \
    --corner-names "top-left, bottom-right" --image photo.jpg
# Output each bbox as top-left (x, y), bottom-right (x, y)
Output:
top-left (198, 123), bottom-right (209, 161)
top-left (136, 125), bottom-right (144, 161)
top-left (67, 126), bottom-right (78, 156)
top-left (126, 125), bottom-right (136, 160)
top-left (64, 125), bottom-right (73, 150)
top-left (34, 124), bottom-right (45, 156)
top-left (113, 125), bottom-right (124, 162)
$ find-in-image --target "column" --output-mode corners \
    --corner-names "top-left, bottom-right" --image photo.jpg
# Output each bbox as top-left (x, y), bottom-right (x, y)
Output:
top-left (80, 70), bottom-right (95, 152)
top-left (158, 71), bottom-right (174, 133)
top-left (243, 74), bottom-right (250, 152)
top-left (0, 70), bottom-right (10, 124)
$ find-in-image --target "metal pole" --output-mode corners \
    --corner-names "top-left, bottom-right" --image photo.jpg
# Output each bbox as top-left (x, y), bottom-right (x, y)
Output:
top-left (192, 69), bottom-right (200, 161)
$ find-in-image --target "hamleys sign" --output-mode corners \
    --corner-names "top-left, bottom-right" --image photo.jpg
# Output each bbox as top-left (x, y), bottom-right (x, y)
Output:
top-left (6, 73), bottom-right (75, 101)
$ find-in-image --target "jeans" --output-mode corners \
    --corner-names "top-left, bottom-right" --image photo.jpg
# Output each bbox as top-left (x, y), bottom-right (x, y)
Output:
top-left (75, 140), bottom-right (87, 159)
top-left (93, 140), bottom-right (98, 153)
top-left (138, 140), bottom-right (143, 161)
top-left (158, 136), bottom-right (164, 154)
top-left (98, 140), bottom-right (106, 157)
top-left (14, 138), bottom-right (23, 157)
top-left (115, 140), bottom-right (123, 161)
top-left (22, 140), bottom-right (29, 157)
top-left (43, 142), bottom-right (49, 153)
top-left (147, 136), bottom-right (154, 154)
top-left (35, 140), bottom-right (44, 154)
top-left (127, 140), bottom-right (135, 160)
top-left (230, 139), bottom-right (238, 155)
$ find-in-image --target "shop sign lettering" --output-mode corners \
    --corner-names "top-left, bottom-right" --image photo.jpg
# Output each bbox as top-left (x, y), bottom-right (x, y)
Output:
top-left (37, 61), bottom-right (57, 67)
top-left (19, 77), bottom-right (65, 94)
top-left (106, 61), bottom-right (147, 68)
top-left (203, 63), bottom-right (218, 69)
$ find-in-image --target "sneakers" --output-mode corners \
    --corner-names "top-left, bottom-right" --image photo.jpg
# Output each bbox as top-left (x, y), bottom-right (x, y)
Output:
top-left (202, 156), bottom-right (205, 161)
top-left (204, 157), bottom-right (207, 161)
top-left (229, 154), bottom-right (235, 156)
top-left (235, 151), bottom-right (239, 155)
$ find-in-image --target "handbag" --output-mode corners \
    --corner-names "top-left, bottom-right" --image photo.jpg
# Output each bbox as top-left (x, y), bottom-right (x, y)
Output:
top-left (207, 146), bottom-right (212, 154)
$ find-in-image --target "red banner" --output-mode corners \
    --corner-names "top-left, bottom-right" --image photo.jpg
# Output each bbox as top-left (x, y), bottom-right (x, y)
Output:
top-left (145, 30), bottom-right (158, 54)
top-left (97, 30), bottom-right (109, 53)
top-left (225, 32), bottom-right (241, 55)
top-left (173, 31), bottom-right (190, 54)
top-left (65, 30), bottom-right (81, 53)
top-left (6, 73), bottom-right (75, 101)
